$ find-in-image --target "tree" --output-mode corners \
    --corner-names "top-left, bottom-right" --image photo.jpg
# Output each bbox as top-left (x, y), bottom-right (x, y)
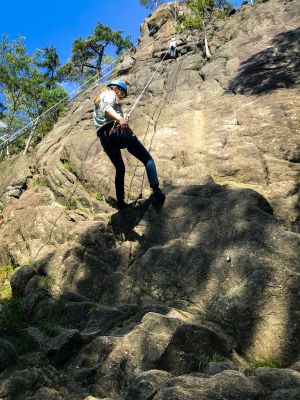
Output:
top-left (36, 46), bottom-right (60, 89)
top-left (0, 35), bottom-right (32, 154)
top-left (21, 70), bottom-right (67, 154)
top-left (139, 0), bottom-right (165, 9)
top-left (214, 0), bottom-right (231, 8)
top-left (57, 23), bottom-right (133, 83)
top-left (0, 102), bottom-right (6, 120)
top-left (182, 0), bottom-right (215, 58)
top-left (0, 35), bottom-right (67, 156)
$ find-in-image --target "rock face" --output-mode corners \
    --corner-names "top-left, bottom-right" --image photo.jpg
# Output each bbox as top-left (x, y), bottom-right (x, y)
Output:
top-left (0, 1), bottom-right (300, 399)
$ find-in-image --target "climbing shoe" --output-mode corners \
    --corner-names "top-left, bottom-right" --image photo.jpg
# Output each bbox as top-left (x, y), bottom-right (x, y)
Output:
top-left (151, 187), bottom-right (165, 202)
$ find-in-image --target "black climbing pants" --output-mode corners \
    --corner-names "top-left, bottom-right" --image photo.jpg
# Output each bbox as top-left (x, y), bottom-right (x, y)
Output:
top-left (97, 123), bottom-right (159, 202)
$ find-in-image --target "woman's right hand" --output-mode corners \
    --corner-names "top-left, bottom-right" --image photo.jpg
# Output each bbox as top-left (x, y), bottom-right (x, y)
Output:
top-left (119, 118), bottom-right (129, 130)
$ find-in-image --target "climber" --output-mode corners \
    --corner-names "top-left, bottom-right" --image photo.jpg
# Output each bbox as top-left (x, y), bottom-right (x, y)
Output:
top-left (93, 80), bottom-right (165, 210)
top-left (169, 37), bottom-right (177, 58)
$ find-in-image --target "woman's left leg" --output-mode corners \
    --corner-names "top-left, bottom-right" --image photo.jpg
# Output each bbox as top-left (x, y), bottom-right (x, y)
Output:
top-left (127, 134), bottom-right (159, 188)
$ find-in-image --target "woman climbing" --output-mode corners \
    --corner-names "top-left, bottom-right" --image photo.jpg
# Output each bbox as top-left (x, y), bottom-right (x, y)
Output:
top-left (94, 80), bottom-right (165, 210)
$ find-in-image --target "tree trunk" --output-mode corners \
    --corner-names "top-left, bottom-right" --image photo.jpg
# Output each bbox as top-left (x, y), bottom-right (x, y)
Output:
top-left (23, 117), bottom-right (39, 156)
top-left (202, 20), bottom-right (211, 59)
top-left (96, 46), bottom-right (105, 78)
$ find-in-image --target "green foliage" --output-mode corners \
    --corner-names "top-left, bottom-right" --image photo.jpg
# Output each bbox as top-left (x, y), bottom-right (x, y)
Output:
top-left (37, 297), bottom-right (66, 336)
top-left (32, 175), bottom-right (48, 187)
top-left (62, 160), bottom-right (71, 171)
top-left (40, 275), bottom-right (56, 290)
top-left (92, 192), bottom-right (105, 201)
top-left (214, 0), bottom-right (233, 9)
top-left (139, 0), bottom-right (166, 9)
top-left (128, 252), bottom-right (136, 267)
top-left (0, 35), bottom-right (33, 149)
top-left (38, 320), bottom-right (61, 337)
top-left (0, 297), bottom-right (26, 335)
top-left (182, 0), bottom-right (234, 31)
top-left (249, 359), bottom-right (282, 370)
top-left (57, 23), bottom-right (134, 83)
top-left (0, 35), bottom-right (67, 155)
top-left (196, 353), bottom-right (224, 371)
top-left (0, 264), bottom-right (14, 301)
top-left (127, 304), bottom-right (140, 316)
top-left (138, 284), bottom-right (152, 296)
top-left (65, 197), bottom-right (77, 210)
top-left (182, 0), bottom-right (215, 30)
top-left (36, 47), bottom-right (60, 89)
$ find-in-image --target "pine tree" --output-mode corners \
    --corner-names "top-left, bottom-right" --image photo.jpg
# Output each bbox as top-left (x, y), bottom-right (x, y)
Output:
top-left (36, 47), bottom-right (60, 89)
top-left (139, 0), bottom-right (165, 9)
top-left (57, 23), bottom-right (133, 83)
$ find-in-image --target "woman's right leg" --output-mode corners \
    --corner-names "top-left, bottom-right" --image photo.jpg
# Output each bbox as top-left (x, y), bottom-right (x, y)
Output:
top-left (102, 144), bottom-right (125, 204)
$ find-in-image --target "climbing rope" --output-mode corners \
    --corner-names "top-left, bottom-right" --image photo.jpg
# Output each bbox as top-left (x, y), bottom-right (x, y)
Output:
top-left (127, 49), bottom-right (169, 118)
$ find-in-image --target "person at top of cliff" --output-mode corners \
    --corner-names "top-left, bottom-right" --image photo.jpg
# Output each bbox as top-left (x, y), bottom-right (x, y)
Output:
top-left (169, 37), bottom-right (177, 58)
top-left (93, 80), bottom-right (165, 210)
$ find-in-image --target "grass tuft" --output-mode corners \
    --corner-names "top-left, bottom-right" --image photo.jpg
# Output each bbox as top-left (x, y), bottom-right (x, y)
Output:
top-left (196, 353), bottom-right (224, 372)
top-left (249, 359), bottom-right (282, 370)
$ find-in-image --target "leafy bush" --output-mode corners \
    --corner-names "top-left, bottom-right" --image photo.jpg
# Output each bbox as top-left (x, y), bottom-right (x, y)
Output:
top-left (0, 297), bottom-right (27, 335)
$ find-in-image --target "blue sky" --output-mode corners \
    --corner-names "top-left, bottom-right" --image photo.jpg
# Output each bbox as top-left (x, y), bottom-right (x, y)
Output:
top-left (1, 0), bottom-right (241, 64)
top-left (0, 0), bottom-right (151, 63)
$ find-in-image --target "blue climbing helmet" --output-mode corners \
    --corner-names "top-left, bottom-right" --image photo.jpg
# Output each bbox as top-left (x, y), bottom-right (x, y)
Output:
top-left (107, 80), bottom-right (128, 97)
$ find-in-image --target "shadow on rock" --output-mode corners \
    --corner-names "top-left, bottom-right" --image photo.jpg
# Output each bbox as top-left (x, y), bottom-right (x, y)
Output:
top-left (8, 184), bottom-right (300, 368)
top-left (228, 28), bottom-right (300, 95)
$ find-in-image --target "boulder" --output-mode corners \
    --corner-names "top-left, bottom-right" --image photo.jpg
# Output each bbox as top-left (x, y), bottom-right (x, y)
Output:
top-left (154, 370), bottom-right (263, 400)
top-left (11, 265), bottom-right (37, 297)
top-left (21, 327), bottom-right (47, 348)
top-left (253, 368), bottom-right (300, 391)
top-left (203, 361), bottom-right (238, 375)
top-left (66, 335), bottom-right (118, 370)
top-left (61, 301), bottom-right (93, 328)
top-left (31, 386), bottom-right (63, 400)
top-left (0, 339), bottom-right (17, 371)
top-left (44, 329), bottom-right (84, 366)
top-left (126, 370), bottom-right (172, 400)
top-left (268, 388), bottom-right (300, 400)
top-left (82, 305), bottom-right (127, 336)
top-left (102, 312), bottom-right (232, 378)
top-left (0, 366), bottom-right (57, 400)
